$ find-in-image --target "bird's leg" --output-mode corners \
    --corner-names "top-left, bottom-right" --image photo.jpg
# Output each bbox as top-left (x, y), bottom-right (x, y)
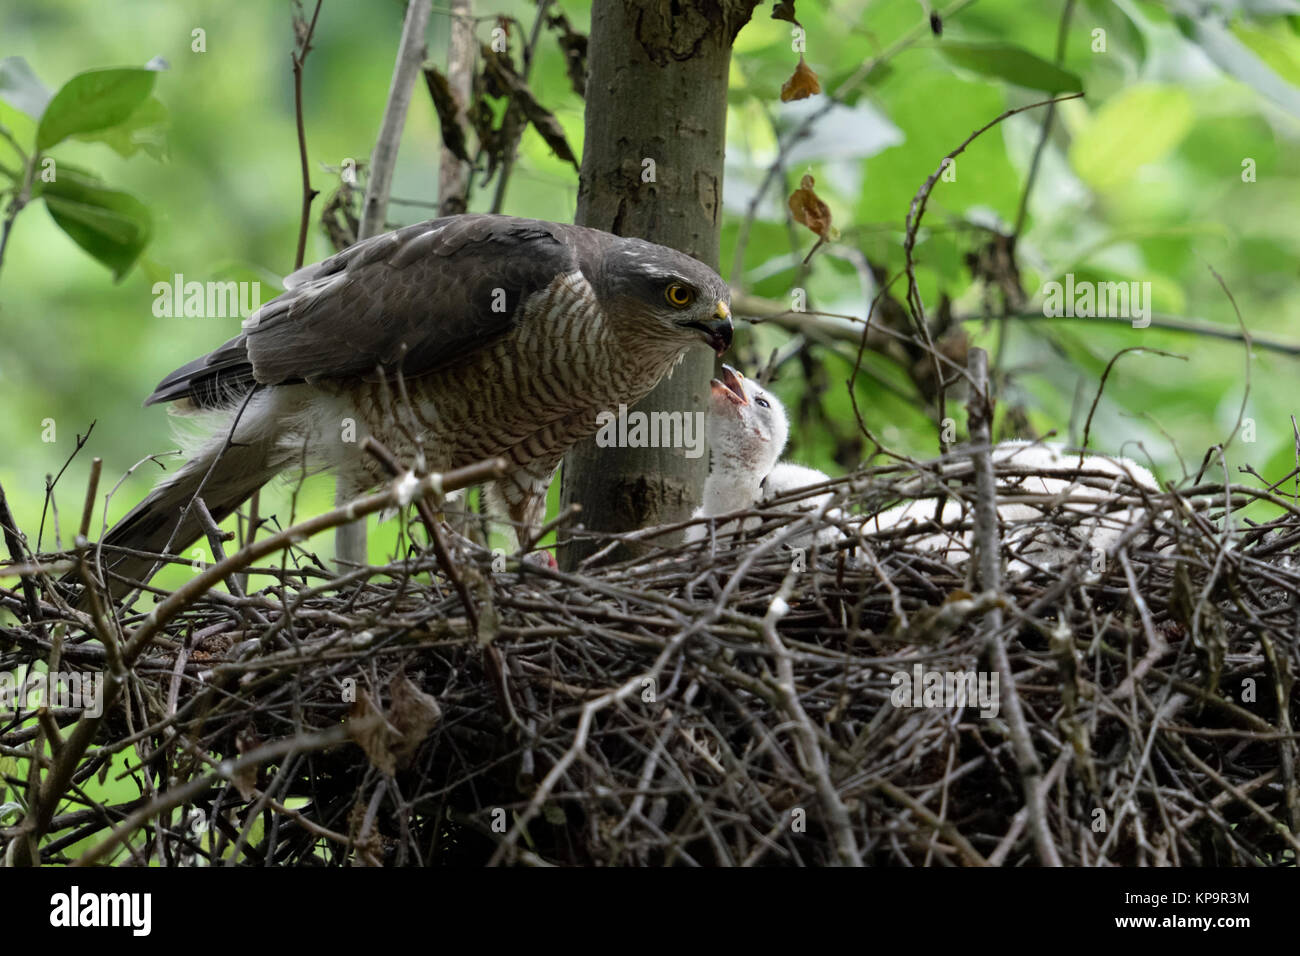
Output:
top-left (509, 494), bottom-right (558, 568)
top-left (334, 476), bottom-right (369, 568)
top-left (484, 477), bottom-right (555, 568)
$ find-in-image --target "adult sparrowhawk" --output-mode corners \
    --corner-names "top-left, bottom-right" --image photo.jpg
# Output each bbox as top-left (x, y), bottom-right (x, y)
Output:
top-left (87, 214), bottom-right (732, 599)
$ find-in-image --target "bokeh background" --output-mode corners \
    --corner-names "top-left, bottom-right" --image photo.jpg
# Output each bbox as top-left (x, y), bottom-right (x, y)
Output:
top-left (3, 0), bottom-right (1299, 597)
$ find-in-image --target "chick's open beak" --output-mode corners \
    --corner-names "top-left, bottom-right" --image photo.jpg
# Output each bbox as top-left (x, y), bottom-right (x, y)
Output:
top-left (710, 363), bottom-right (748, 406)
top-left (680, 301), bottom-right (733, 357)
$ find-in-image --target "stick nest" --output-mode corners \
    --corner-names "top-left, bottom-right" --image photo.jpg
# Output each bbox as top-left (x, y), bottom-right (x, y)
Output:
top-left (4, 454), bottom-right (1299, 867)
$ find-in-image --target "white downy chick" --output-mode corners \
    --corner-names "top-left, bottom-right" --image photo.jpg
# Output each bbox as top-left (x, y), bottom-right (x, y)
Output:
top-left (866, 439), bottom-right (1161, 572)
top-left (686, 366), bottom-right (844, 549)
top-left (760, 461), bottom-right (846, 548)
top-left (686, 365), bottom-right (788, 543)
top-left (686, 372), bottom-right (1162, 570)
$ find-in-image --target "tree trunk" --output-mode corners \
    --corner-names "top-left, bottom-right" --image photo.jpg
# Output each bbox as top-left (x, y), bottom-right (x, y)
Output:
top-left (561, 0), bottom-right (757, 566)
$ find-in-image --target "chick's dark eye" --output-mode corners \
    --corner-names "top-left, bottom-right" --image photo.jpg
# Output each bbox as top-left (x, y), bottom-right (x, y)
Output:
top-left (756, 398), bottom-right (770, 409)
top-left (664, 282), bottom-right (695, 308)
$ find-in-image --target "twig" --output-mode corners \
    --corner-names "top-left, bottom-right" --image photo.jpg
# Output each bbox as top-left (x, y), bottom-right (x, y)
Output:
top-left (7, 456), bottom-right (505, 866)
top-left (966, 347), bottom-right (1060, 866)
top-left (489, 0), bottom-right (552, 214)
top-left (0, 139), bottom-right (38, 280)
top-left (760, 570), bottom-right (862, 866)
top-left (362, 436), bottom-right (480, 633)
top-left (359, 0), bottom-right (434, 240)
top-left (291, 0), bottom-right (324, 270)
top-left (72, 722), bottom-right (374, 866)
top-left (76, 458), bottom-right (102, 542)
top-left (974, 309), bottom-right (1300, 357)
top-left (193, 497), bottom-right (250, 602)
top-left (729, 0), bottom-right (978, 275)
top-left (1080, 347), bottom-right (1186, 457)
top-left (1012, 0), bottom-right (1076, 238)
top-left (36, 421), bottom-right (95, 552)
top-left (736, 290), bottom-right (1300, 359)
top-left (0, 479), bottom-right (42, 627)
top-left (1204, 262), bottom-right (1253, 452)
top-left (901, 93), bottom-right (1084, 442)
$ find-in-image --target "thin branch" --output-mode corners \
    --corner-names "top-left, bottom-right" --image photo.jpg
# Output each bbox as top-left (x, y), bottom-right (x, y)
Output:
top-left (7, 456), bottom-right (505, 866)
top-left (1012, 0), bottom-right (1076, 238)
top-left (490, 0), bottom-right (552, 214)
top-left (901, 93), bottom-right (1084, 444)
top-left (0, 142), bottom-right (37, 280)
top-left (966, 347), bottom-right (1060, 867)
top-left (1080, 347), bottom-right (1186, 457)
top-left (0, 479), bottom-right (42, 627)
top-left (729, 0), bottom-right (979, 275)
top-left (359, 0), bottom-right (434, 240)
top-left (291, 0), bottom-right (324, 270)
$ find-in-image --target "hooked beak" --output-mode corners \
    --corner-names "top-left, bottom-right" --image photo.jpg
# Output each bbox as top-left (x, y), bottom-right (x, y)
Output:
top-left (679, 300), bottom-right (733, 357)
top-left (710, 363), bottom-right (748, 406)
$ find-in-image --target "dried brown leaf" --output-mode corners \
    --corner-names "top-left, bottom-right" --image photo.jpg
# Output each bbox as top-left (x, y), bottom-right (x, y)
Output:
top-left (481, 45), bottom-right (580, 170)
top-left (546, 11), bottom-right (588, 98)
top-left (232, 728), bottom-right (261, 800)
top-left (422, 66), bottom-right (471, 164)
top-left (388, 672), bottom-right (441, 769)
top-left (346, 801), bottom-right (384, 867)
top-left (788, 174), bottom-right (834, 240)
top-left (780, 56), bottom-right (821, 102)
top-left (348, 690), bottom-right (396, 776)
top-left (771, 0), bottom-right (802, 27)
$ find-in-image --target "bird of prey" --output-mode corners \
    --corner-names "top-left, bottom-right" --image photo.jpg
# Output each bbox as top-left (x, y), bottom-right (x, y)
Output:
top-left (87, 214), bottom-right (733, 599)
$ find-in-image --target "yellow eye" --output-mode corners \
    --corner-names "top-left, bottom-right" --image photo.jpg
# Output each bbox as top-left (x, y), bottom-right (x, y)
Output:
top-left (665, 283), bottom-right (695, 308)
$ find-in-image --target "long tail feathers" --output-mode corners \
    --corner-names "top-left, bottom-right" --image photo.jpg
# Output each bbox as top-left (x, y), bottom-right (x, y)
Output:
top-left (67, 437), bottom-right (278, 606)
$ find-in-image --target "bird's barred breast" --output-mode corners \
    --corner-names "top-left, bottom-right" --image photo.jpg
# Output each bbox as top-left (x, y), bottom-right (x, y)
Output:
top-left (346, 270), bottom-right (686, 480)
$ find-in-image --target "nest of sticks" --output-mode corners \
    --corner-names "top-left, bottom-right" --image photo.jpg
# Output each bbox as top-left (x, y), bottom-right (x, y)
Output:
top-left (3, 432), bottom-right (1300, 869)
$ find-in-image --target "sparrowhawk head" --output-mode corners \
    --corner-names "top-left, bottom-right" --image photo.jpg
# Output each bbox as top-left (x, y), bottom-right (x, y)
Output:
top-left (591, 239), bottom-right (733, 356)
top-left (707, 364), bottom-right (789, 478)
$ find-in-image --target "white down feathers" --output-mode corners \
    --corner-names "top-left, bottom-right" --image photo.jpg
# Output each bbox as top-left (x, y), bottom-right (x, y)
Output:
top-left (687, 370), bottom-right (1161, 570)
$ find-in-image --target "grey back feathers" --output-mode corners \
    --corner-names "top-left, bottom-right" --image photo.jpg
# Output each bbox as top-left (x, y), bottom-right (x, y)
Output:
top-left (146, 215), bottom-right (728, 410)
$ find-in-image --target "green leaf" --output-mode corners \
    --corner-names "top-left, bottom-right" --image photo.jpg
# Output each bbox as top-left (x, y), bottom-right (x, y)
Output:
top-left (36, 67), bottom-right (155, 150)
top-left (1081, 0), bottom-right (1147, 63)
top-left (0, 101), bottom-right (35, 172)
top-left (1069, 86), bottom-right (1193, 192)
top-left (1233, 23), bottom-right (1300, 87)
top-left (74, 95), bottom-right (169, 160)
top-left (1176, 13), bottom-right (1300, 120)
top-left (0, 56), bottom-right (52, 119)
top-left (38, 165), bottom-right (152, 280)
top-left (938, 42), bottom-right (1084, 93)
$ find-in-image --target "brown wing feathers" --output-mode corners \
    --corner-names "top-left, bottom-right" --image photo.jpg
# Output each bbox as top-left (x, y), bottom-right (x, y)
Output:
top-left (143, 215), bottom-right (581, 410)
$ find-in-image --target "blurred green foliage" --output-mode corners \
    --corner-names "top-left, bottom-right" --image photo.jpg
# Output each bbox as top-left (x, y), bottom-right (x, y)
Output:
top-left (1, 0), bottom-right (1298, 584)
top-left (4, 0), bottom-right (1300, 866)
